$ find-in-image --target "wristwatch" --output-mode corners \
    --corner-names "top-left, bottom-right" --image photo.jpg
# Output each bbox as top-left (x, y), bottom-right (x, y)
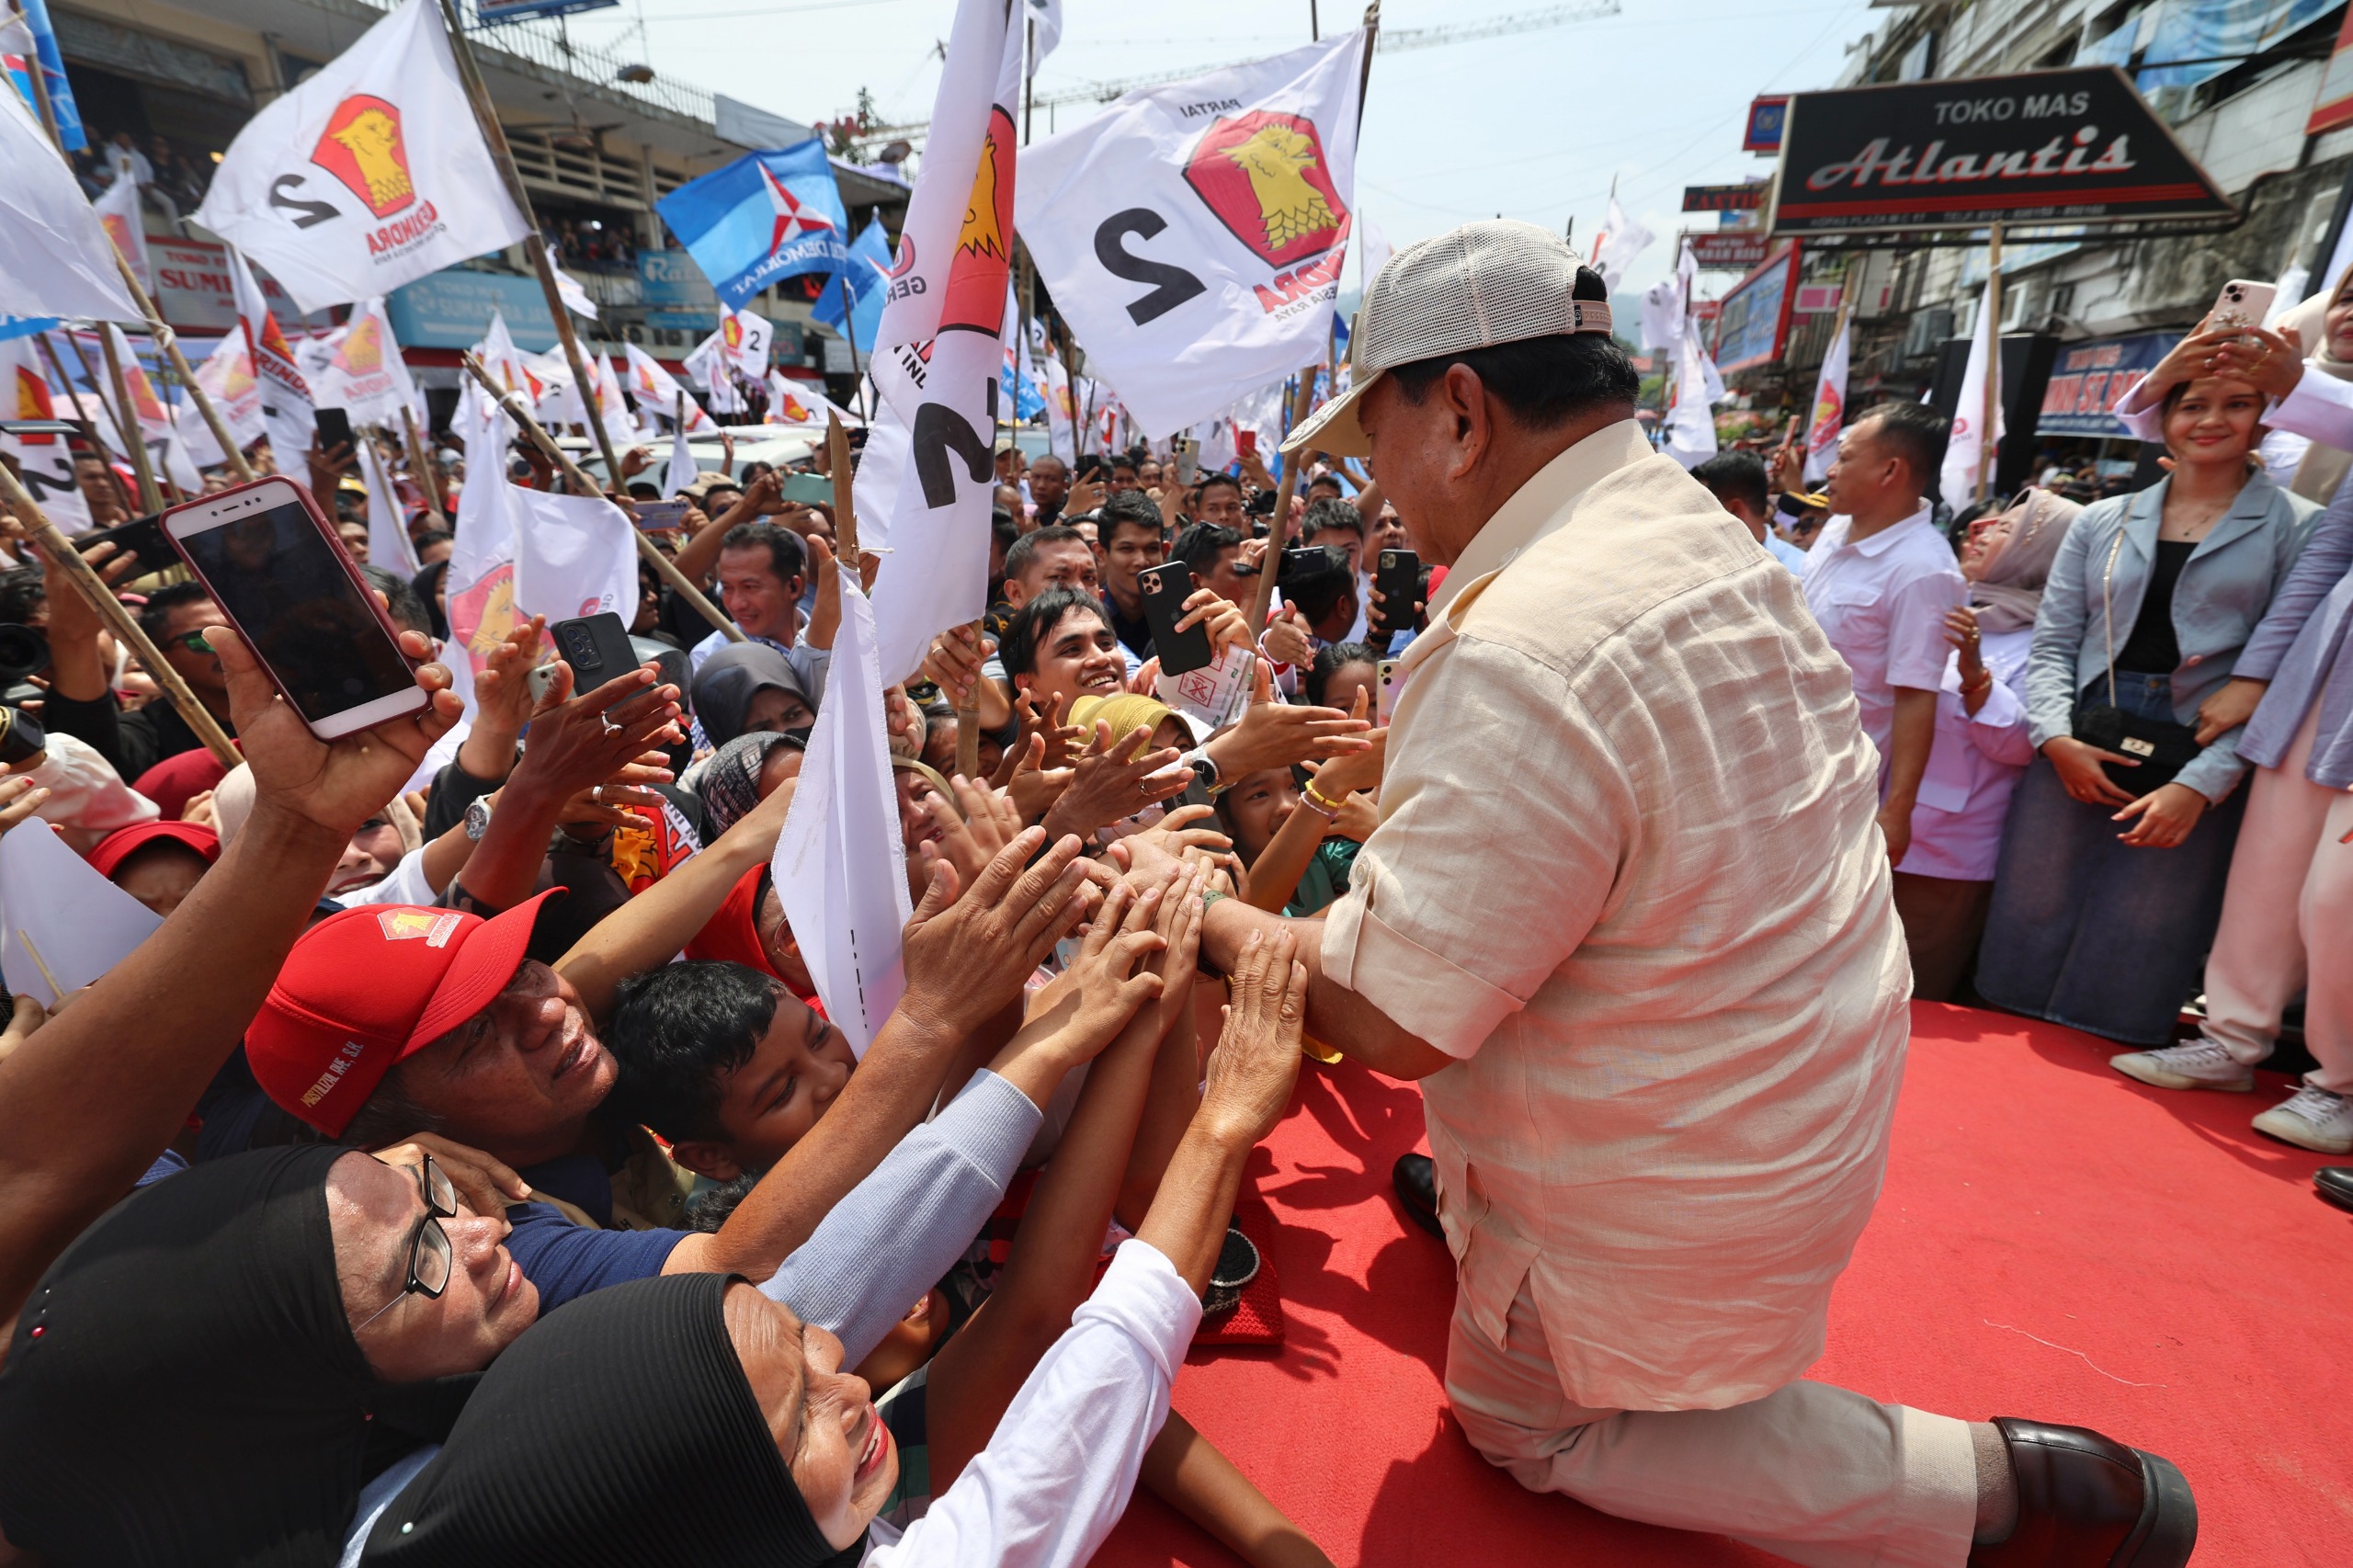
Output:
top-left (1186, 751), bottom-right (1223, 796)
top-left (463, 797), bottom-right (494, 841)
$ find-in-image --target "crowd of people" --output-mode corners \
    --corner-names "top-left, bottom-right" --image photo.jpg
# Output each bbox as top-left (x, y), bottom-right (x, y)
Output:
top-left (0, 217), bottom-right (2346, 1567)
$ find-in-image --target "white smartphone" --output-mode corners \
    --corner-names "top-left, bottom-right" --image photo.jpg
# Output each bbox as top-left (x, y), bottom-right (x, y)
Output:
top-left (2206, 278), bottom-right (2277, 336)
top-left (1375, 658), bottom-right (1402, 724)
top-left (162, 476), bottom-right (426, 740)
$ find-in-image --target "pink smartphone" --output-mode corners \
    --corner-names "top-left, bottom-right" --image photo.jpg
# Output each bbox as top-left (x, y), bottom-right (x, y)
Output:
top-left (2206, 278), bottom-right (2277, 336)
top-left (162, 476), bottom-right (425, 740)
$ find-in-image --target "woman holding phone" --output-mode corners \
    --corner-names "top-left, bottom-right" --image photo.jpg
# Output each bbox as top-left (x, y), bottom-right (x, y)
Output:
top-left (1976, 374), bottom-right (2318, 1048)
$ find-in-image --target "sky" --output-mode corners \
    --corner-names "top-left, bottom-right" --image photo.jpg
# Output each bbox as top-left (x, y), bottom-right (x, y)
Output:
top-left (556, 0), bottom-right (1881, 298)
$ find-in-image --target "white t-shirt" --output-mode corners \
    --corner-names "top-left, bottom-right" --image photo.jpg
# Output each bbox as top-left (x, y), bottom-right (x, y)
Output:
top-left (1801, 505), bottom-right (1967, 778)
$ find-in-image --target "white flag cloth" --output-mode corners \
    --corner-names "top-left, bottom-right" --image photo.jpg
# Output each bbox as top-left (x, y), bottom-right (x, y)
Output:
top-left (771, 574), bottom-right (912, 1057)
top-left (582, 352), bottom-right (633, 449)
top-left (361, 437), bottom-right (420, 575)
top-left (228, 245), bottom-right (315, 467)
top-left (1803, 314), bottom-right (1851, 485)
top-left (1941, 276), bottom-right (2004, 506)
top-left (722, 308), bottom-right (773, 378)
top-left (0, 89), bottom-right (139, 324)
top-left (1022, 0), bottom-right (1062, 68)
top-left (1038, 351), bottom-right (1076, 462)
top-left (1015, 31), bottom-right (1367, 438)
top-left (767, 374), bottom-right (861, 428)
top-left (623, 343), bottom-right (712, 432)
top-left (93, 174), bottom-right (153, 295)
top-left (190, 328), bottom-right (266, 449)
top-left (1355, 209), bottom-right (1392, 293)
top-left (0, 819), bottom-right (162, 1007)
top-left (1590, 192), bottom-right (1654, 293)
top-left (875, 0), bottom-right (1018, 355)
top-left (475, 312), bottom-right (531, 399)
top-left (192, 0), bottom-right (529, 314)
top-left (310, 296), bottom-right (419, 426)
top-left (521, 348), bottom-right (588, 430)
top-left (0, 339), bottom-right (88, 531)
top-left (861, 4), bottom-right (1021, 686)
top-left (665, 421), bottom-right (699, 498)
top-left (442, 405), bottom-right (518, 724)
top-left (510, 485), bottom-right (638, 627)
top-left (553, 266), bottom-right (598, 320)
top-left (1638, 275), bottom-right (1685, 355)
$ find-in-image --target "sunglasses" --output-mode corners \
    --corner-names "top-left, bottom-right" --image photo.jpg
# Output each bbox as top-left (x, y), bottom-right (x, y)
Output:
top-left (165, 631), bottom-right (213, 653)
top-left (353, 1155), bottom-right (460, 1332)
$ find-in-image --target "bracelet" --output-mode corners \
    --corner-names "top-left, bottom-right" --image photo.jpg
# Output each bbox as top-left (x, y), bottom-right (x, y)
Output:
top-left (1199, 889), bottom-right (1230, 908)
top-left (1300, 781), bottom-right (1344, 819)
top-left (1958, 670), bottom-right (1994, 696)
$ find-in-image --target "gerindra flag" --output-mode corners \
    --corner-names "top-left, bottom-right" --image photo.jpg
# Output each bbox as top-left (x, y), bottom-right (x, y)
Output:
top-left (1014, 30), bottom-right (1366, 437)
top-left (655, 140), bottom-right (848, 313)
top-left (0, 84), bottom-right (137, 324)
top-left (1803, 313), bottom-right (1850, 484)
top-left (192, 0), bottom-right (529, 314)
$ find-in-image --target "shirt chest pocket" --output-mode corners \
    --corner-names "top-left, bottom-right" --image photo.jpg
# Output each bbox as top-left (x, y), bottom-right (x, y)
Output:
top-left (1815, 584), bottom-right (1890, 660)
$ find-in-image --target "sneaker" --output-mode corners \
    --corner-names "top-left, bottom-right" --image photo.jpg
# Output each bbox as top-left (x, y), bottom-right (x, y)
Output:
top-left (2253, 1085), bottom-right (2353, 1154)
top-left (2109, 1039), bottom-right (2255, 1093)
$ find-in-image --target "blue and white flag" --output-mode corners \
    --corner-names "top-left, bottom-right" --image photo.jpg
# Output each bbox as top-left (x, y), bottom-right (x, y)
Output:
top-left (3, 0), bottom-right (87, 152)
top-left (811, 213), bottom-right (891, 354)
top-left (656, 139), bottom-right (849, 312)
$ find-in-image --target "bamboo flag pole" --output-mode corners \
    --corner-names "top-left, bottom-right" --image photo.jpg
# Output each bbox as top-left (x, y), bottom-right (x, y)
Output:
top-left (0, 464), bottom-right (239, 765)
top-left (1245, 374), bottom-right (1319, 632)
top-left (433, 0), bottom-right (630, 490)
top-left (96, 326), bottom-right (165, 513)
top-left (401, 406), bottom-right (447, 519)
top-left (58, 329), bottom-right (145, 504)
top-left (1978, 222), bottom-right (2004, 506)
top-left (460, 351), bottom-right (745, 644)
top-left (33, 332), bottom-right (100, 450)
top-left (825, 411), bottom-right (859, 566)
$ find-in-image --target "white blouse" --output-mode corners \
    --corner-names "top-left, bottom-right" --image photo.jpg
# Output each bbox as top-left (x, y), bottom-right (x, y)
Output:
top-left (1894, 626), bottom-right (2036, 883)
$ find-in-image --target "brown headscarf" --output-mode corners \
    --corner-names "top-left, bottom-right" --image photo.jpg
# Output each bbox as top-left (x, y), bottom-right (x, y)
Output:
top-left (1971, 488), bottom-right (2083, 634)
top-left (2269, 261), bottom-right (2353, 503)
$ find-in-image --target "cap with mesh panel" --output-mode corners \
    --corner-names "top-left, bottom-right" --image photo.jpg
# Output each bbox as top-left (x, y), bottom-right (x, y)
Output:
top-left (1282, 220), bottom-right (1615, 460)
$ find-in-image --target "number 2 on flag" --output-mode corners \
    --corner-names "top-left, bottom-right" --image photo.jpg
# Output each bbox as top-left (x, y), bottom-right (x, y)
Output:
top-left (1094, 209), bottom-right (1207, 326)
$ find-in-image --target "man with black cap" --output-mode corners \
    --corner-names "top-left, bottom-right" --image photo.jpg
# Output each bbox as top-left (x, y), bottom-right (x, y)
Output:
top-left (1130, 221), bottom-right (2194, 1566)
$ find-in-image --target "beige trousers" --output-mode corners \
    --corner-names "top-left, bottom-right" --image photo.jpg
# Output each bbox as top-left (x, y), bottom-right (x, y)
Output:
top-left (2201, 705), bottom-right (2353, 1093)
top-left (1446, 1278), bottom-right (1979, 1568)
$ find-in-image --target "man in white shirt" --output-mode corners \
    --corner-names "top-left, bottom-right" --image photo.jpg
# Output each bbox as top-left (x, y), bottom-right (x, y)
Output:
top-left (1806, 404), bottom-right (1969, 866)
top-left (1148, 222), bottom-right (2195, 1568)
top-left (1689, 449), bottom-right (1810, 574)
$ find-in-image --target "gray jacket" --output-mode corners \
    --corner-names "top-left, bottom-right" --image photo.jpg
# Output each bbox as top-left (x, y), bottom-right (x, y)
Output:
top-left (2238, 472), bottom-right (2353, 788)
top-left (2024, 471), bottom-right (2318, 802)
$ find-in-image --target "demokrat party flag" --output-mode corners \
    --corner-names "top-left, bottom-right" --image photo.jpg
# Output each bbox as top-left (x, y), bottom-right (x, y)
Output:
top-left (193, 0), bottom-right (529, 313)
top-left (1014, 31), bottom-right (1366, 437)
top-left (654, 140), bottom-right (848, 313)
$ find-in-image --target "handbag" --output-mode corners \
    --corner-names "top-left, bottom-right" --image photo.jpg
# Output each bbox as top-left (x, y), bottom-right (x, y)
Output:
top-left (2070, 525), bottom-right (2203, 791)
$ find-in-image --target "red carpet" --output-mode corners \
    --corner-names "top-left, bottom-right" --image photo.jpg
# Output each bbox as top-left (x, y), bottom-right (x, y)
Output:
top-left (1095, 1004), bottom-right (2353, 1568)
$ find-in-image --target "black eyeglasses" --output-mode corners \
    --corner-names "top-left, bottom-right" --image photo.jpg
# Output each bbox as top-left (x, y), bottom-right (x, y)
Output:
top-left (354, 1155), bottom-right (460, 1331)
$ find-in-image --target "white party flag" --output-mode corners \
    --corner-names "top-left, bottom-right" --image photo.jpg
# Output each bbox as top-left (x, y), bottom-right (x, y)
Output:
top-left (553, 266), bottom-right (598, 320)
top-left (310, 296), bottom-right (419, 427)
top-left (665, 421), bottom-right (699, 498)
top-left (192, 0), bottom-right (529, 313)
top-left (767, 373), bottom-right (861, 428)
top-left (1940, 275), bottom-right (2004, 506)
top-left (722, 308), bottom-right (772, 378)
top-left (361, 437), bottom-right (419, 575)
top-left (521, 347), bottom-right (589, 430)
top-left (0, 88), bottom-right (138, 324)
top-left (0, 819), bottom-right (162, 1007)
top-left (623, 343), bottom-right (713, 432)
top-left (1803, 313), bottom-right (1851, 485)
top-left (771, 574), bottom-right (911, 1056)
top-left (1014, 31), bottom-right (1367, 437)
top-left (1038, 349), bottom-right (1076, 462)
top-left (588, 352), bottom-right (634, 448)
top-left (1355, 209), bottom-right (1392, 292)
top-left (227, 245), bottom-right (315, 468)
top-left (861, 3), bottom-right (1022, 685)
top-left (92, 173), bottom-right (153, 295)
top-left (1590, 191), bottom-right (1654, 293)
top-left (875, 0), bottom-right (1018, 355)
top-left (1021, 0), bottom-right (1062, 68)
top-left (510, 484), bottom-right (638, 626)
top-left (0, 336), bottom-right (89, 531)
top-left (191, 328), bottom-right (266, 449)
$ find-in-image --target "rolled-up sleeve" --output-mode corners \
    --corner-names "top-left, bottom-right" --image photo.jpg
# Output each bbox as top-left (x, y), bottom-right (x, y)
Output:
top-left (2267, 366), bottom-right (2353, 452)
top-left (1320, 636), bottom-right (1632, 1061)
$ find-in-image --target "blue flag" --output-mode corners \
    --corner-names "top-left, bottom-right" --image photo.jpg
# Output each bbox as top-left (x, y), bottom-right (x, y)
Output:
top-left (655, 140), bottom-right (848, 312)
top-left (812, 215), bottom-right (891, 354)
top-left (6, 0), bottom-right (87, 151)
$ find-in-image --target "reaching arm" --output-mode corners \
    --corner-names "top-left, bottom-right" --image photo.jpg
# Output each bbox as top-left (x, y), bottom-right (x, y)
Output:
top-left (1877, 686), bottom-right (1938, 866)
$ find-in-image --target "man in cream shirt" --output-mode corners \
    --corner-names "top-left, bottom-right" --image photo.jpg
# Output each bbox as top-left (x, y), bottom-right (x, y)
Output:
top-left (1144, 223), bottom-right (2194, 1568)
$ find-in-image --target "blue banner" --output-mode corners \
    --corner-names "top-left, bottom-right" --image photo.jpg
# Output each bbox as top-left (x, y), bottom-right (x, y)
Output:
top-left (7, 0), bottom-right (86, 151)
top-left (385, 270), bottom-right (558, 350)
top-left (2037, 332), bottom-right (2175, 438)
top-left (811, 214), bottom-right (891, 352)
top-left (2139, 0), bottom-right (2336, 92)
top-left (655, 140), bottom-right (849, 312)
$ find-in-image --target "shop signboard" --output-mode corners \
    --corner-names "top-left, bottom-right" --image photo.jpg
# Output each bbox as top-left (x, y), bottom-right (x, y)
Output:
top-left (2036, 331), bottom-right (2174, 437)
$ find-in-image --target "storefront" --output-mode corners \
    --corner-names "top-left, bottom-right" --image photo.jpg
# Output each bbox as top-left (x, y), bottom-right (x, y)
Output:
top-left (2033, 330), bottom-right (2176, 484)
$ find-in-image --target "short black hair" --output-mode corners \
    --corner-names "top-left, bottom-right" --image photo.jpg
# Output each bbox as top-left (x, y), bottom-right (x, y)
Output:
top-left (1001, 585), bottom-right (1108, 678)
top-left (1306, 473), bottom-right (1344, 495)
top-left (1855, 401), bottom-right (1950, 487)
top-left (1098, 490), bottom-right (1162, 543)
top-left (719, 521), bottom-right (808, 585)
top-left (1282, 549), bottom-right (1356, 627)
top-left (1195, 472), bottom-right (1244, 503)
top-left (359, 564), bottom-right (431, 636)
top-left (413, 528), bottom-right (454, 551)
top-left (1029, 454), bottom-right (1067, 479)
top-left (1386, 265), bottom-right (1636, 430)
top-left (1688, 450), bottom-right (1770, 516)
top-left (607, 960), bottom-right (788, 1144)
top-left (137, 581), bottom-right (214, 643)
top-left (1302, 497), bottom-right (1364, 541)
top-left (1171, 521), bottom-right (1244, 576)
top-left (1306, 640), bottom-right (1380, 708)
top-left (990, 508), bottom-right (1019, 550)
top-left (1004, 523), bottom-right (1086, 585)
top-left (0, 567), bottom-right (45, 626)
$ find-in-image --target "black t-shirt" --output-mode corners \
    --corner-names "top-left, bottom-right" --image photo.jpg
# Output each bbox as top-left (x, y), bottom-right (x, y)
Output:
top-left (1107, 597), bottom-right (1154, 660)
top-left (2115, 539), bottom-right (2193, 675)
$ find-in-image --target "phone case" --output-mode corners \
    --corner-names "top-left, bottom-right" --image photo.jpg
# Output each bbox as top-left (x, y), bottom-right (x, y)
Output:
top-left (551, 612), bottom-right (642, 700)
top-left (1140, 562), bottom-right (1214, 676)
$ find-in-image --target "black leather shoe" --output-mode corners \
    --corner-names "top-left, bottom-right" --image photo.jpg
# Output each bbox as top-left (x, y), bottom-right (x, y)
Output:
top-left (1970, 1418), bottom-right (2195, 1567)
top-left (1392, 1153), bottom-right (1442, 1239)
top-left (2316, 1167), bottom-right (2353, 1214)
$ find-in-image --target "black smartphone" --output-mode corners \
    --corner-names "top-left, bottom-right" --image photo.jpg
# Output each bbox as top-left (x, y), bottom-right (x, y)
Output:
top-left (313, 406), bottom-right (354, 456)
top-left (1373, 547), bottom-right (1421, 634)
top-left (1278, 545), bottom-right (1342, 586)
top-left (551, 611), bottom-right (643, 704)
top-left (1139, 562), bottom-right (1212, 676)
top-left (86, 512), bottom-right (182, 577)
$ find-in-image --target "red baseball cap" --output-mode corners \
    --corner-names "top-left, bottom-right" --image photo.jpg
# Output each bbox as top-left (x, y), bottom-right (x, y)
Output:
top-left (246, 892), bottom-right (558, 1137)
top-left (87, 820), bottom-right (221, 881)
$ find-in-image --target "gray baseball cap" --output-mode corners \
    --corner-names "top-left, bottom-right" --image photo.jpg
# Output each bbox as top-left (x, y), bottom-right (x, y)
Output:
top-left (1282, 219), bottom-right (1615, 459)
